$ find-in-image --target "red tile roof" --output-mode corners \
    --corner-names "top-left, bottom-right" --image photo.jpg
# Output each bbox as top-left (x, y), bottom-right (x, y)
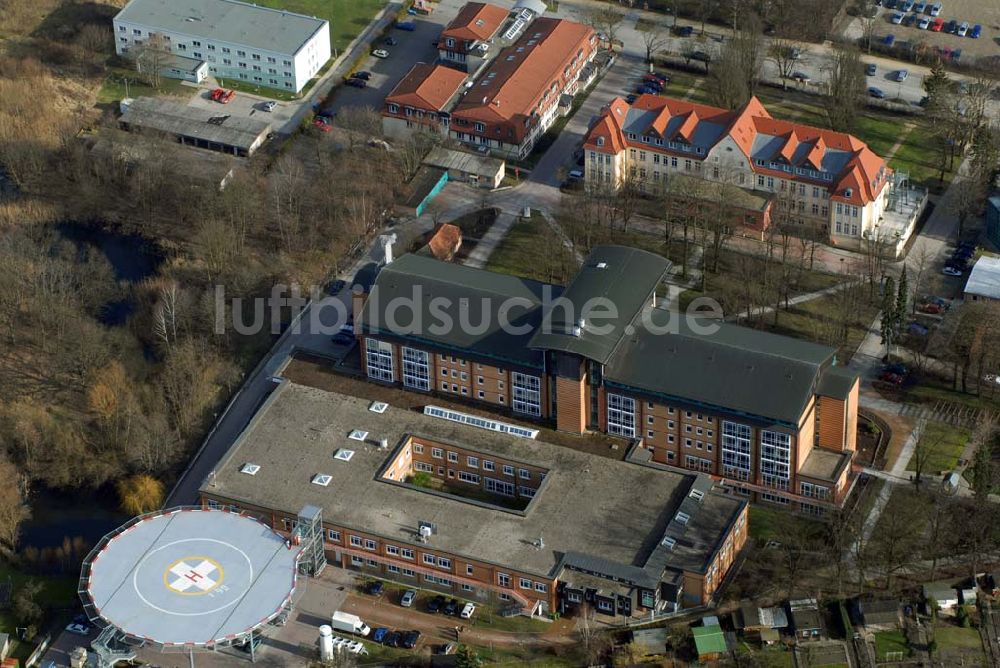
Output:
top-left (439, 2), bottom-right (509, 48)
top-left (583, 95), bottom-right (890, 206)
top-left (385, 63), bottom-right (467, 112)
top-left (452, 17), bottom-right (595, 145)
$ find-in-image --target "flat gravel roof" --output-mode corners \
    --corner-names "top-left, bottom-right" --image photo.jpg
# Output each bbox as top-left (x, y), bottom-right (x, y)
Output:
top-left (83, 509), bottom-right (298, 646)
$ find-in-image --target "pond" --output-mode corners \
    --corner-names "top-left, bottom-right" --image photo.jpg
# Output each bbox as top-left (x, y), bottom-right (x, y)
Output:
top-left (56, 223), bottom-right (164, 325)
top-left (18, 486), bottom-right (128, 573)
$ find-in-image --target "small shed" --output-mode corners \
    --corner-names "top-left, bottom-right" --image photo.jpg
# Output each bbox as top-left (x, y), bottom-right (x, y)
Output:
top-left (693, 624), bottom-right (727, 661)
top-left (789, 599), bottom-right (823, 639)
top-left (859, 598), bottom-right (902, 629)
top-left (923, 585), bottom-right (959, 612)
top-left (630, 627), bottom-right (668, 656)
top-left (964, 255), bottom-right (1000, 302)
top-left (425, 223), bottom-right (462, 261)
top-left (960, 587), bottom-right (977, 605)
top-left (422, 147), bottom-right (505, 189)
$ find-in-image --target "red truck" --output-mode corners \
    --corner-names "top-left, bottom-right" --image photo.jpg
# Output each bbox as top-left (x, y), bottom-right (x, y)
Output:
top-left (210, 88), bottom-right (235, 104)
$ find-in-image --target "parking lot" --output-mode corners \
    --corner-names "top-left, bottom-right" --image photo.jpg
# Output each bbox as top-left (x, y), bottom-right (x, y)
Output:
top-left (874, 0), bottom-right (1000, 62)
top-left (185, 85), bottom-right (301, 132)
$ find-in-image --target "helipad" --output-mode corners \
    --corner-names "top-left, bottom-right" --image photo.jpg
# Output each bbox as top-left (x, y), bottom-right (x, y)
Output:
top-left (81, 508), bottom-right (299, 647)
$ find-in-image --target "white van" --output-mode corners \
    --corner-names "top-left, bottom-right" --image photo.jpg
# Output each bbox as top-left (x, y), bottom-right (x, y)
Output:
top-left (330, 611), bottom-right (371, 636)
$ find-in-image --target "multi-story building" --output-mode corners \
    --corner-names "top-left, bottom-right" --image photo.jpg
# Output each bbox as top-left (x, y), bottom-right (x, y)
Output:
top-left (382, 63), bottom-right (468, 140)
top-left (112, 0), bottom-right (331, 93)
top-left (354, 247), bottom-right (860, 514)
top-left (449, 16), bottom-right (596, 159)
top-left (583, 95), bottom-right (895, 245)
top-left (436, 1), bottom-right (511, 72)
top-left (381, 3), bottom-right (598, 159)
top-left (201, 381), bottom-right (749, 615)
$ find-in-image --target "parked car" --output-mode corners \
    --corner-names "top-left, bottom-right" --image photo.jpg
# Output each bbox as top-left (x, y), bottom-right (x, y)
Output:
top-left (372, 49), bottom-right (389, 58)
top-left (426, 595), bottom-right (446, 613)
top-left (913, 0), bottom-right (926, 11)
top-left (384, 631), bottom-right (402, 647)
top-left (884, 0), bottom-right (897, 8)
top-left (366, 580), bottom-right (384, 597)
top-left (401, 630), bottom-right (421, 649)
top-left (945, 19), bottom-right (958, 32)
top-left (313, 118), bottom-right (333, 132)
top-left (261, 100), bottom-right (277, 112)
top-left (210, 88), bottom-right (235, 104)
top-left (883, 33), bottom-right (896, 46)
top-left (436, 643), bottom-right (458, 655)
top-left (866, 63), bottom-right (877, 76)
top-left (460, 602), bottom-right (476, 619)
top-left (791, 71), bottom-right (811, 82)
top-left (443, 598), bottom-right (460, 616)
top-left (890, 12), bottom-right (904, 24)
top-left (352, 71), bottom-right (372, 81)
top-left (880, 372), bottom-right (905, 386)
top-left (957, 21), bottom-right (969, 36)
top-left (384, 36), bottom-right (398, 46)
top-left (645, 73), bottom-right (669, 84)
top-left (918, 16), bottom-right (931, 29)
top-left (894, 69), bottom-right (908, 82)
top-left (65, 623), bottom-right (90, 636)
top-left (346, 78), bottom-right (367, 89)
top-left (969, 24), bottom-right (981, 38)
top-left (400, 589), bottom-right (417, 607)
top-left (931, 17), bottom-right (945, 31)
top-left (902, 13), bottom-right (916, 27)
top-left (637, 84), bottom-right (657, 94)
top-left (883, 363), bottom-right (908, 376)
top-left (676, 25), bottom-right (694, 37)
top-left (371, 628), bottom-right (389, 644)
top-left (909, 322), bottom-right (930, 336)
top-left (929, 1), bottom-right (942, 16)
top-left (918, 302), bottom-right (943, 314)
top-left (642, 79), bottom-right (663, 92)
top-left (868, 87), bottom-right (886, 98)
top-left (395, 20), bottom-right (416, 31)
top-left (900, 0), bottom-right (914, 10)
top-left (942, 265), bottom-right (963, 276)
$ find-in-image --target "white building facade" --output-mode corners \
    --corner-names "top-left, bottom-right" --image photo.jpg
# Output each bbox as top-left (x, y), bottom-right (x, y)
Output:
top-left (113, 0), bottom-right (330, 93)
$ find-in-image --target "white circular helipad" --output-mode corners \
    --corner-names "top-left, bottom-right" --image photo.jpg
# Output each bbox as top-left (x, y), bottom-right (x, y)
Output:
top-left (82, 508), bottom-right (299, 647)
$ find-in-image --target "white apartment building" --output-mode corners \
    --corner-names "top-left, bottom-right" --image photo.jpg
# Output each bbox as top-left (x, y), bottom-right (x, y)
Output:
top-left (113, 0), bottom-right (331, 93)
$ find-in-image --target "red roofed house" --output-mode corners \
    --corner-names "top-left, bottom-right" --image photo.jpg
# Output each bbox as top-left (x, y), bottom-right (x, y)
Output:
top-left (437, 1), bottom-right (511, 72)
top-left (382, 63), bottom-right (468, 140)
top-left (583, 94), bottom-right (900, 246)
top-left (450, 17), bottom-right (597, 160)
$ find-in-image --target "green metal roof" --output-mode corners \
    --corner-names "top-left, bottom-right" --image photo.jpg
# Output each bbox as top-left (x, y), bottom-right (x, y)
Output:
top-left (528, 246), bottom-right (671, 364)
top-left (359, 253), bottom-right (554, 368)
top-left (693, 625), bottom-right (727, 655)
top-left (605, 313), bottom-right (839, 425)
top-left (115, 0), bottom-right (327, 57)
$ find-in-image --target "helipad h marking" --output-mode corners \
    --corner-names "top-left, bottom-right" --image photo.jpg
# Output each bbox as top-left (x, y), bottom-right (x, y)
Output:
top-left (165, 557), bottom-right (224, 595)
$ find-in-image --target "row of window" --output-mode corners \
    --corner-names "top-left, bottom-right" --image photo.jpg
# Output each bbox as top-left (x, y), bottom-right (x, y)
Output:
top-left (117, 26), bottom-right (294, 65)
top-left (423, 447), bottom-right (534, 480)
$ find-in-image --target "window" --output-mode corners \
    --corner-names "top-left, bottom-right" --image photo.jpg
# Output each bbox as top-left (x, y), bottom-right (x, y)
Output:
top-left (685, 455), bottom-right (712, 472)
top-left (350, 536), bottom-right (362, 547)
top-left (761, 491), bottom-right (790, 505)
top-left (520, 578), bottom-right (532, 589)
top-left (327, 529), bottom-right (341, 542)
top-left (498, 573), bottom-right (511, 587)
top-left (401, 548), bottom-right (414, 560)
top-left (607, 394), bottom-right (636, 437)
top-left (512, 372), bottom-right (541, 416)
top-left (364, 539), bottom-right (376, 550)
top-left (402, 347), bottom-right (430, 390)
top-left (413, 444), bottom-right (424, 454)
top-left (365, 338), bottom-right (394, 382)
top-left (721, 421), bottom-right (752, 481)
top-left (402, 567), bottom-right (415, 577)
top-left (448, 451), bottom-right (458, 463)
top-left (535, 582), bottom-right (547, 592)
top-left (431, 447), bottom-right (443, 459)
top-left (351, 555), bottom-right (363, 566)
top-left (474, 122), bottom-right (485, 132)
top-left (386, 545), bottom-right (399, 556)
top-left (467, 565), bottom-right (474, 575)
top-left (467, 456), bottom-right (479, 468)
top-left (483, 460), bottom-right (495, 472)
top-left (423, 554), bottom-right (436, 565)
top-left (414, 461), bottom-right (433, 473)
top-left (388, 564), bottom-right (400, 573)
top-left (502, 464), bottom-right (514, 477)
top-left (367, 559), bottom-right (378, 568)
top-left (458, 471), bottom-right (480, 484)
top-left (760, 429), bottom-right (792, 487)
top-left (800, 482), bottom-right (829, 500)
top-left (519, 486), bottom-right (535, 498)
top-left (486, 477), bottom-right (515, 497)
top-left (437, 557), bottom-right (451, 569)
top-left (132, 28), bottom-right (142, 35)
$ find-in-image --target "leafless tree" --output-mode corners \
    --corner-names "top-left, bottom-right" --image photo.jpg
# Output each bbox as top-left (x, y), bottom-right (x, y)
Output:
top-left (134, 33), bottom-right (171, 88)
top-left (767, 38), bottom-right (798, 80)
top-left (336, 105), bottom-right (383, 151)
top-left (640, 24), bottom-right (671, 64)
top-left (586, 5), bottom-right (625, 52)
top-left (825, 46), bottom-right (865, 132)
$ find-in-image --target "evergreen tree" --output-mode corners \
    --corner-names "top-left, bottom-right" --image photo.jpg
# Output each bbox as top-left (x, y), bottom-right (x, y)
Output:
top-left (922, 60), bottom-right (950, 106)
top-left (455, 645), bottom-right (484, 668)
top-left (880, 276), bottom-right (897, 357)
top-left (896, 268), bottom-right (908, 325)
top-left (969, 433), bottom-right (995, 500)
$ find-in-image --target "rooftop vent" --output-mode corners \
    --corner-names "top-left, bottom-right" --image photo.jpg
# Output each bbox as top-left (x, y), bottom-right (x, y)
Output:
top-left (661, 536), bottom-right (676, 549)
top-left (675, 511), bottom-right (690, 525)
top-left (379, 438), bottom-right (389, 449)
top-left (311, 474), bottom-right (332, 487)
top-left (240, 463), bottom-right (261, 476)
top-left (334, 449), bottom-right (355, 462)
top-left (596, 261), bottom-right (607, 269)
top-left (571, 326), bottom-right (582, 337)
top-left (348, 430), bottom-right (368, 441)
top-left (689, 488), bottom-right (705, 502)
top-left (369, 401), bottom-right (388, 414)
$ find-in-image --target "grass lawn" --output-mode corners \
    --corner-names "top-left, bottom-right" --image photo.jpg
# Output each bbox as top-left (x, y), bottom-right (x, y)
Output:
top-left (905, 421), bottom-right (969, 474)
top-left (97, 67), bottom-right (188, 105)
top-left (934, 623), bottom-right (984, 652)
top-left (253, 0), bottom-right (386, 52)
top-left (485, 215), bottom-right (579, 286)
top-left (874, 629), bottom-right (909, 661)
top-left (748, 506), bottom-right (824, 543)
top-left (0, 563), bottom-right (79, 662)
